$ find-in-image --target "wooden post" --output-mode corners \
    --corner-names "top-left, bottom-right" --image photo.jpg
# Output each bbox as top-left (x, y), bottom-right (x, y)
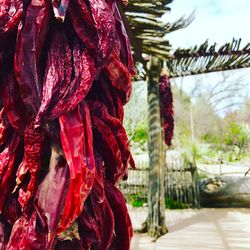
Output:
top-left (190, 161), bottom-right (200, 208)
top-left (147, 57), bottom-right (168, 238)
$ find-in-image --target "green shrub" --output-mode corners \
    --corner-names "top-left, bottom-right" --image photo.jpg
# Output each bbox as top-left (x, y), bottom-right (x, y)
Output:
top-left (165, 197), bottom-right (189, 209)
top-left (129, 194), bottom-right (147, 207)
top-left (132, 122), bottom-right (148, 144)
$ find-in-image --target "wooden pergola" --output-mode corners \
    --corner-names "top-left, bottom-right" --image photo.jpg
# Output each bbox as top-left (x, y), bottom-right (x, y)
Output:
top-left (121, 0), bottom-right (250, 239)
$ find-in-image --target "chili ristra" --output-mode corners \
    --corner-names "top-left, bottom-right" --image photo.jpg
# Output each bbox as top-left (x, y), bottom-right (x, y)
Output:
top-left (159, 74), bottom-right (174, 146)
top-left (0, 0), bottom-right (136, 249)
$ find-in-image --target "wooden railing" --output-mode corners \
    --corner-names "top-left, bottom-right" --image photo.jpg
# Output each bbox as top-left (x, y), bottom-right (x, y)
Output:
top-left (119, 151), bottom-right (200, 208)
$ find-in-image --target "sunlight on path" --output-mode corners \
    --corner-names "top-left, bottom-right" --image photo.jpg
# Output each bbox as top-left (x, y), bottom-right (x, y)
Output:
top-left (130, 207), bottom-right (250, 250)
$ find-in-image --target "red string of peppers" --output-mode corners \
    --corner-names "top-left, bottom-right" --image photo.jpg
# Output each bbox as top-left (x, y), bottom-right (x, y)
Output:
top-left (0, 0), bottom-right (136, 249)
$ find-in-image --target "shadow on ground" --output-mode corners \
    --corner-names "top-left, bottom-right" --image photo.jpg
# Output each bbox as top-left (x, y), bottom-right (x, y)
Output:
top-left (129, 207), bottom-right (250, 250)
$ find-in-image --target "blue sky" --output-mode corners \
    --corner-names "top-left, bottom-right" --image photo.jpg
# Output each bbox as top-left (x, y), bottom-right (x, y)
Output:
top-left (164, 0), bottom-right (250, 48)
top-left (162, 0), bottom-right (250, 115)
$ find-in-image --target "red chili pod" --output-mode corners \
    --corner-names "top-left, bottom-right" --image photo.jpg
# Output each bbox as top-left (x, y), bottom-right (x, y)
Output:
top-left (50, 38), bottom-right (96, 119)
top-left (90, 100), bottom-right (134, 184)
top-left (0, 222), bottom-right (6, 249)
top-left (113, 3), bottom-right (136, 75)
top-left (2, 193), bottom-right (21, 225)
top-left (104, 50), bottom-right (132, 104)
top-left (17, 124), bottom-right (45, 208)
top-left (92, 114), bottom-right (123, 184)
top-left (35, 28), bottom-right (72, 126)
top-left (0, 132), bottom-right (21, 213)
top-left (68, 0), bottom-right (99, 61)
top-left (14, 0), bottom-right (50, 117)
top-left (87, 0), bottom-right (116, 66)
top-left (0, 108), bottom-right (10, 145)
top-left (1, 72), bottom-right (28, 131)
top-left (57, 102), bottom-right (95, 232)
top-left (105, 181), bottom-right (133, 250)
top-left (90, 75), bottom-right (124, 121)
top-left (35, 145), bottom-right (69, 236)
top-left (90, 187), bottom-right (115, 250)
top-left (7, 212), bottom-right (47, 250)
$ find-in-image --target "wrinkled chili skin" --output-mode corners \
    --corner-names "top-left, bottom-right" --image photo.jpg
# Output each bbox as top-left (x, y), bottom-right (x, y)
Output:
top-left (35, 27), bottom-right (73, 126)
top-left (50, 39), bottom-right (96, 119)
top-left (17, 124), bottom-right (45, 208)
top-left (35, 144), bottom-right (69, 246)
top-left (68, 0), bottom-right (99, 61)
top-left (0, 108), bottom-right (10, 146)
top-left (57, 103), bottom-right (95, 232)
top-left (88, 0), bottom-right (116, 67)
top-left (0, 131), bottom-right (22, 213)
top-left (14, 0), bottom-right (51, 117)
top-left (104, 50), bottom-right (132, 104)
top-left (112, 2), bottom-right (136, 75)
top-left (89, 100), bottom-right (134, 185)
top-left (1, 72), bottom-right (28, 131)
top-left (105, 181), bottom-right (133, 250)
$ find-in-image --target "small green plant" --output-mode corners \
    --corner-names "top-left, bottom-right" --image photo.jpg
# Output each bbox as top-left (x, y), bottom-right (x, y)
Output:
top-left (132, 122), bottom-right (148, 144)
top-left (198, 172), bottom-right (208, 180)
top-left (224, 122), bottom-right (250, 159)
top-left (165, 197), bottom-right (189, 209)
top-left (129, 194), bottom-right (147, 207)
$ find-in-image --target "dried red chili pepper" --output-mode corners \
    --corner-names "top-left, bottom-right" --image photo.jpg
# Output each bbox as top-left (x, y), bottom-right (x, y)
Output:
top-left (0, 108), bottom-right (10, 145)
top-left (77, 177), bottom-right (115, 250)
top-left (0, 132), bottom-right (22, 213)
top-left (57, 102), bottom-right (95, 232)
top-left (88, 75), bottom-right (125, 121)
top-left (16, 124), bottom-right (45, 208)
top-left (87, 0), bottom-right (116, 66)
top-left (50, 38), bottom-right (96, 119)
top-left (104, 50), bottom-right (132, 104)
top-left (105, 181), bottom-right (133, 250)
top-left (1, 72), bottom-right (28, 131)
top-left (35, 145), bottom-right (69, 243)
top-left (68, 0), bottom-right (99, 64)
top-left (35, 28), bottom-right (72, 126)
top-left (14, 0), bottom-right (50, 117)
top-left (90, 100), bottom-right (134, 184)
top-left (90, 188), bottom-right (114, 249)
top-left (0, 222), bottom-right (6, 249)
top-left (2, 193), bottom-right (21, 225)
top-left (7, 211), bottom-right (47, 250)
top-left (78, 201), bottom-right (101, 249)
top-left (113, 3), bottom-right (136, 75)
top-left (92, 114), bottom-right (123, 184)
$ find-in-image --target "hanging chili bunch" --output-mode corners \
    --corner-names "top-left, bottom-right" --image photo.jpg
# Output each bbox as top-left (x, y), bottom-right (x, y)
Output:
top-left (0, 0), bottom-right (135, 249)
top-left (159, 74), bottom-right (174, 146)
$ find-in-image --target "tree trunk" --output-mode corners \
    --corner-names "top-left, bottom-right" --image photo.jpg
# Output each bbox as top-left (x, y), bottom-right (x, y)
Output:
top-left (147, 57), bottom-right (167, 239)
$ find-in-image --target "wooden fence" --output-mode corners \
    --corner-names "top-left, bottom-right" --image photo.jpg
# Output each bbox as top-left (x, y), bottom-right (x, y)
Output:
top-left (119, 151), bottom-right (200, 208)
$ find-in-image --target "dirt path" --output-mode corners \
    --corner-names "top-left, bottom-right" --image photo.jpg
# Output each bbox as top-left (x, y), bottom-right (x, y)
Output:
top-left (129, 207), bottom-right (250, 250)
